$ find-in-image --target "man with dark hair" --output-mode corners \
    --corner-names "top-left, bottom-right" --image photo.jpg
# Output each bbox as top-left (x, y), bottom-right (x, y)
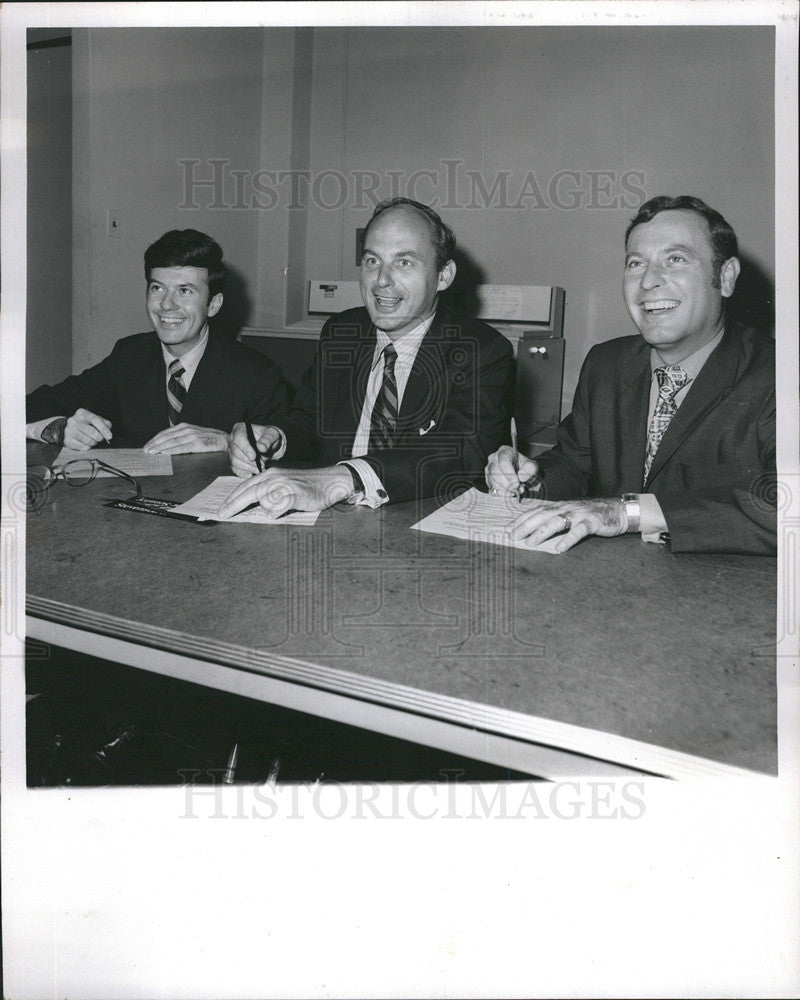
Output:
top-left (222, 198), bottom-right (514, 517)
top-left (27, 229), bottom-right (288, 452)
top-left (486, 195), bottom-right (776, 555)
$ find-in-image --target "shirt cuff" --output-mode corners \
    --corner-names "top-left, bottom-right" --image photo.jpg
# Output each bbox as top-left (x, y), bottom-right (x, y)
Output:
top-left (639, 492), bottom-right (669, 543)
top-left (339, 459), bottom-right (389, 509)
top-left (27, 417), bottom-right (64, 442)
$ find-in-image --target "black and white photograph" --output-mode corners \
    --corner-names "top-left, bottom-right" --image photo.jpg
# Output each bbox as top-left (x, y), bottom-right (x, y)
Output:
top-left (2, 2), bottom-right (798, 998)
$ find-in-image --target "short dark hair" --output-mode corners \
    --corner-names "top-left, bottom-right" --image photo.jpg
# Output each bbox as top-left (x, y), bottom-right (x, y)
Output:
top-left (144, 229), bottom-right (227, 297)
top-left (625, 195), bottom-right (739, 278)
top-left (363, 197), bottom-right (456, 271)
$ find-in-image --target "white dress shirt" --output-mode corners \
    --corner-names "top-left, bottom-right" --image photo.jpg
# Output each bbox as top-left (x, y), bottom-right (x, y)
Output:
top-left (339, 315), bottom-right (436, 507)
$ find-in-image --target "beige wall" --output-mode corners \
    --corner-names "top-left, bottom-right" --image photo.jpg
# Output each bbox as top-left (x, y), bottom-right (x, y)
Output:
top-left (69, 25), bottom-right (774, 409)
top-left (27, 35), bottom-right (73, 391)
top-left (305, 26), bottom-right (775, 406)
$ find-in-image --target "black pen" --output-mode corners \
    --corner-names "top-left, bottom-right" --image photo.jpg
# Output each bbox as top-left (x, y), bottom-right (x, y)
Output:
top-left (510, 417), bottom-right (542, 501)
top-left (244, 412), bottom-right (263, 473)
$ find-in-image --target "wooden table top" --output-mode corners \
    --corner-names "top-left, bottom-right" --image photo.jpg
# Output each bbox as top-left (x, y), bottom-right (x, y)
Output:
top-left (25, 444), bottom-right (777, 776)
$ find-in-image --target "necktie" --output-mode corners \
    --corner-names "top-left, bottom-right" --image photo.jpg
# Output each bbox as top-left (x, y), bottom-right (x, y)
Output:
top-left (167, 358), bottom-right (187, 425)
top-left (368, 344), bottom-right (399, 451)
top-left (643, 365), bottom-right (688, 485)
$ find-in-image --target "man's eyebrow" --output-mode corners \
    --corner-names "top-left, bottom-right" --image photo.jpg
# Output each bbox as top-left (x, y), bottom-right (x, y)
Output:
top-left (625, 242), bottom-right (697, 258)
top-left (361, 247), bottom-right (423, 259)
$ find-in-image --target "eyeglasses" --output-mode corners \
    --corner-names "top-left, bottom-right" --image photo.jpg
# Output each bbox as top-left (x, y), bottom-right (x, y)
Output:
top-left (26, 459), bottom-right (142, 511)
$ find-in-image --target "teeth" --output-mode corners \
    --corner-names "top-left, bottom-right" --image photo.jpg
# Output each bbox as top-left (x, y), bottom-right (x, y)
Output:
top-left (643, 300), bottom-right (679, 312)
top-left (159, 317), bottom-right (185, 324)
top-left (375, 296), bottom-right (400, 305)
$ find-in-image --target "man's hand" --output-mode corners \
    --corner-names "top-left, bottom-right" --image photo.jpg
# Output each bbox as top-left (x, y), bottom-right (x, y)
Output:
top-left (510, 497), bottom-right (629, 553)
top-left (63, 409), bottom-right (113, 450)
top-left (143, 423), bottom-right (229, 455)
top-left (219, 466), bottom-right (355, 519)
top-left (485, 444), bottom-right (542, 498)
top-left (228, 422), bottom-right (284, 477)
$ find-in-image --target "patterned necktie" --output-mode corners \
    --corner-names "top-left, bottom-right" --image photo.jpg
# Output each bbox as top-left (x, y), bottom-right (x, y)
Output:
top-left (368, 344), bottom-right (399, 451)
top-left (643, 365), bottom-right (689, 485)
top-left (167, 358), bottom-right (187, 425)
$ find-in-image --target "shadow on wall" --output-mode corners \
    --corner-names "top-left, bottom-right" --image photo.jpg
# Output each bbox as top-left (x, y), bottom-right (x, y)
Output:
top-left (215, 265), bottom-right (252, 339)
top-left (440, 247), bottom-right (487, 318)
top-left (729, 254), bottom-right (775, 337)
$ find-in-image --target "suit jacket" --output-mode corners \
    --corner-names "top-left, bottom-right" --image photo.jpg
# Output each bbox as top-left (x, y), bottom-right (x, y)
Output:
top-left (535, 325), bottom-right (776, 555)
top-left (276, 304), bottom-right (515, 504)
top-left (26, 328), bottom-right (290, 447)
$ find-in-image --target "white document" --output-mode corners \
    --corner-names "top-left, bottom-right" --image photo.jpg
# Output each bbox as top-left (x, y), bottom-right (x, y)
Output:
top-left (171, 476), bottom-right (321, 525)
top-left (54, 447), bottom-right (173, 476)
top-left (411, 487), bottom-right (566, 553)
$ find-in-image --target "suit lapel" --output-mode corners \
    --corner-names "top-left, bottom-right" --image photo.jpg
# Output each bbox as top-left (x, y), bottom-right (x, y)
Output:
top-left (395, 310), bottom-right (445, 439)
top-left (616, 341), bottom-right (651, 491)
top-left (179, 329), bottom-right (220, 424)
top-left (139, 338), bottom-right (168, 435)
top-left (644, 328), bottom-right (741, 487)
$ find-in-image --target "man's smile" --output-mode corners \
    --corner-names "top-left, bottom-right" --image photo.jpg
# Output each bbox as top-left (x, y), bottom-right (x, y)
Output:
top-left (641, 299), bottom-right (680, 314)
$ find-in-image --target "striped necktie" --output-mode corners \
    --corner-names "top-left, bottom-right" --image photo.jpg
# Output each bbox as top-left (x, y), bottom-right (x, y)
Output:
top-left (643, 365), bottom-right (688, 484)
top-left (368, 343), bottom-right (399, 451)
top-left (167, 358), bottom-right (187, 425)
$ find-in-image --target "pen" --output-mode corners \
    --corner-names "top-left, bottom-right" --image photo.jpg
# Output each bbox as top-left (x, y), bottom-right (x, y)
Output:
top-left (223, 742), bottom-right (239, 784)
top-left (244, 412), bottom-right (263, 473)
top-left (510, 416), bottom-right (542, 501)
top-left (510, 417), bottom-right (523, 503)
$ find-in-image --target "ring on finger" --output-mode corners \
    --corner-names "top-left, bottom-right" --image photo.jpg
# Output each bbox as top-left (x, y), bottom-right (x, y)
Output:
top-left (560, 512), bottom-right (572, 532)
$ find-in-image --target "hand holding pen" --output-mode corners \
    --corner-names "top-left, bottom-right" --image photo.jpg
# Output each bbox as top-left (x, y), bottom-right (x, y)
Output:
top-left (228, 416), bottom-right (284, 478)
top-left (484, 419), bottom-right (543, 500)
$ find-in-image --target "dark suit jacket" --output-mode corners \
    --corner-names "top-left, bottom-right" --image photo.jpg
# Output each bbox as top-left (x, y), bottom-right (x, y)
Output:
top-left (276, 304), bottom-right (515, 504)
top-left (535, 325), bottom-right (776, 555)
top-left (26, 328), bottom-right (289, 447)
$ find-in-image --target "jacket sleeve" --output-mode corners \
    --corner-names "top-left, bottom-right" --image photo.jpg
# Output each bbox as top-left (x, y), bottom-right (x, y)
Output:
top-left (656, 389), bottom-right (777, 555)
top-left (534, 348), bottom-right (597, 499)
top-left (26, 348), bottom-right (123, 426)
top-left (361, 327), bottom-right (515, 504)
top-left (238, 350), bottom-right (291, 427)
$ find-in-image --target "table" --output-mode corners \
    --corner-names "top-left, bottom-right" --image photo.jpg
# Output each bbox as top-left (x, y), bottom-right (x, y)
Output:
top-left (25, 445), bottom-right (777, 779)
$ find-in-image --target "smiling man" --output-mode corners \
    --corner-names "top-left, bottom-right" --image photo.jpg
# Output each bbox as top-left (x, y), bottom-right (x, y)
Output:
top-left (485, 195), bottom-right (776, 555)
top-left (222, 198), bottom-right (514, 517)
top-left (26, 229), bottom-right (288, 452)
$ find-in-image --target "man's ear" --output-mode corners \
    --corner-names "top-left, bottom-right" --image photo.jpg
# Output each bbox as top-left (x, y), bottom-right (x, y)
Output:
top-left (719, 257), bottom-right (740, 299)
top-left (207, 292), bottom-right (224, 318)
top-left (437, 260), bottom-right (456, 292)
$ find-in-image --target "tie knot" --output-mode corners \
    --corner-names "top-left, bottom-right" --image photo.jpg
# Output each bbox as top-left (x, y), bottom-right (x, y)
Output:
top-left (655, 365), bottom-right (688, 398)
top-left (169, 359), bottom-right (185, 379)
top-left (383, 344), bottom-right (397, 368)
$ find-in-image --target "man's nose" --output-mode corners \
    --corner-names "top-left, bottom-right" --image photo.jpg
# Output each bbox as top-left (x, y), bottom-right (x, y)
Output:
top-left (161, 287), bottom-right (179, 309)
top-left (375, 264), bottom-right (393, 287)
top-left (640, 262), bottom-right (664, 289)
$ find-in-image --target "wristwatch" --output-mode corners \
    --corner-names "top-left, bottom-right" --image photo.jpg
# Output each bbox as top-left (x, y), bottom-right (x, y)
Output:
top-left (620, 493), bottom-right (641, 533)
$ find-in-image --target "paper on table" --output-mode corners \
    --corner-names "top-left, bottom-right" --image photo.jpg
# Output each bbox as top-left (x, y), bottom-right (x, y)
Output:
top-left (411, 487), bottom-right (566, 553)
top-left (54, 448), bottom-right (173, 476)
top-left (171, 476), bottom-right (321, 525)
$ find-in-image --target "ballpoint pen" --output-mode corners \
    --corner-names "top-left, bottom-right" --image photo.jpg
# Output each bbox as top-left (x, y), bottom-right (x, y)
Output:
top-left (510, 416), bottom-right (542, 502)
top-left (244, 412), bottom-right (264, 473)
top-left (223, 742), bottom-right (239, 784)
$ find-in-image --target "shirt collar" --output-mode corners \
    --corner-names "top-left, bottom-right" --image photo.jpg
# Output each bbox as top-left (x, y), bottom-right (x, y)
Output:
top-left (650, 327), bottom-right (725, 382)
top-left (372, 313), bottom-right (436, 370)
top-left (161, 324), bottom-right (209, 376)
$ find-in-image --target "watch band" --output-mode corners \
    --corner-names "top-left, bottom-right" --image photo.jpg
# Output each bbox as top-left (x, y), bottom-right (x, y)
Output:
top-left (620, 493), bottom-right (641, 534)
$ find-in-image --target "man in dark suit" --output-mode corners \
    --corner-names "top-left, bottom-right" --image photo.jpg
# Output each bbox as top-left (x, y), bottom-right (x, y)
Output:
top-left (26, 229), bottom-right (289, 452)
top-left (485, 195), bottom-right (775, 556)
top-left (222, 198), bottom-right (514, 517)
